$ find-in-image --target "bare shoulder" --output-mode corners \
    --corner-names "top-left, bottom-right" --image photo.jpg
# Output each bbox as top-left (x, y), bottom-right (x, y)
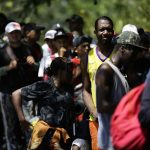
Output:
top-left (96, 62), bottom-right (114, 76)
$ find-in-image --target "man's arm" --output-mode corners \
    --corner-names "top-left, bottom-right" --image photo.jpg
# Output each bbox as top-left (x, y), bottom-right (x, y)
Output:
top-left (80, 54), bottom-right (97, 119)
top-left (96, 63), bottom-right (115, 114)
top-left (0, 60), bottom-right (17, 77)
top-left (12, 89), bottom-right (31, 130)
top-left (83, 76), bottom-right (98, 119)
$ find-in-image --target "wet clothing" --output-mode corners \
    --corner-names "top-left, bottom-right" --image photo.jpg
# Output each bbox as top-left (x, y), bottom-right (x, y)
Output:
top-left (21, 78), bottom-right (75, 129)
top-left (21, 78), bottom-right (75, 149)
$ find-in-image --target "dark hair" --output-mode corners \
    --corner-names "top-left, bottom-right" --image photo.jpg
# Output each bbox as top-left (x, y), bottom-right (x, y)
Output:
top-left (0, 13), bottom-right (7, 21)
top-left (66, 14), bottom-right (84, 25)
top-left (0, 13), bottom-right (8, 33)
top-left (95, 16), bottom-right (113, 30)
top-left (48, 57), bottom-right (73, 76)
top-left (138, 28), bottom-right (149, 49)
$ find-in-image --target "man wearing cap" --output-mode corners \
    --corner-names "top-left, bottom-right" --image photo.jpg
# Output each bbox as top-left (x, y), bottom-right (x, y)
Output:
top-left (81, 16), bottom-right (115, 150)
top-left (96, 30), bottom-right (147, 150)
top-left (53, 28), bottom-right (69, 57)
top-left (0, 21), bottom-right (36, 149)
top-left (73, 35), bottom-right (92, 57)
top-left (1, 21), bottom-right (36, 90)
top-left (23, 23), bottom-right (45, 63)
top-left (22, 23), bottom-right (45, 82)
top-left (38, 29), bottom-right (58, 78)
top-left (70, 35), bottom-right (93, 150)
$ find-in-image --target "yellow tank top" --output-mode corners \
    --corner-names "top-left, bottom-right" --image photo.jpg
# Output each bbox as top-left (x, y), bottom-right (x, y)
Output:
top-left (88, 46), bottom-right (113, 120)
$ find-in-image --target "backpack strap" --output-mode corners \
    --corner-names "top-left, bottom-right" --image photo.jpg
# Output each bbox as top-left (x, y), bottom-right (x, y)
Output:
top-left (106, 60), bottom-right (130, 93)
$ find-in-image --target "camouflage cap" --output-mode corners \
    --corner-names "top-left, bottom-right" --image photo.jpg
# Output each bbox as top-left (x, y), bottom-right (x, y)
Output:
top-left (117, 31), bottom-right (140, 46)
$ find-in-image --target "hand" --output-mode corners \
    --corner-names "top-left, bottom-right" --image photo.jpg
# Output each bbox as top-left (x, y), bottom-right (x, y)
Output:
top-left (7, 60), bottom-right (17, 71)
top-left (26, 56), bottom-right (35, 65)
top-left (91, 109), bottom-right (98, 121)
top-left (59, 47), bottom-right (67, 57)
top-left (19, 119), bottom-right (32, 131)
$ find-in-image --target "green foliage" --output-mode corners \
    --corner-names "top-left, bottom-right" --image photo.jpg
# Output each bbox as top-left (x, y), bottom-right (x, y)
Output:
top-left (0, 0), bottom-right (150, 38)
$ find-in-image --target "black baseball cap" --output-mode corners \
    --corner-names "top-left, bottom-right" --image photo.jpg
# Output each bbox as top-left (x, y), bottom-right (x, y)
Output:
top-left (24, 23), bottom-right (45, 32)
top-left (54, 28), bottom-right (67, 39)
top-left (73, 35), bottom-right (92, 47)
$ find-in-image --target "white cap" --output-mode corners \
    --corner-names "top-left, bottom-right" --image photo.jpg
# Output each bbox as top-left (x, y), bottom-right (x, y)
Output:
top-left (5, 22), bottom-right (21, 33)
top-left (122, 24), bottom-right (138, 35)
top-left (71, 138), bottom-right (90, 150)
top-left (44, 30), bottom-right (57, 39)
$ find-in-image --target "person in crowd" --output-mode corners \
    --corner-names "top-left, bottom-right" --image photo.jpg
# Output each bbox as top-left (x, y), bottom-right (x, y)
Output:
top-left (71, 35), bottom-right (93, 150)
top-left (22, 23), bottom-right (45, 81)
top-left (23, 22), bottom-right (45, 63)
top-left (0, 21), bottom-right (35, 149)
top-left (38, 29), bottom-right (58, 78)
top-left (12, 57), bottom-right (76, 150)
top-left (138, 68), bottom-right (150, 149)
top-left (1, 21), bottom-right (35, 92)
top-left (0, 12), bottom-right (8, 40)
top-left (73, 35), bottom-right (92, 56)
top-left (96, 30), bottom-right (147, 150)
top-left (64, 34), bottom-right (92, 60)
top-left (66, 14), bottom-right (85, 37)
top-left (38, 28), bottom-right (69, 80)
top-left (52, 23), bottom-right (74, 50)
top-left (54, 28), bottom-right (69, 57)
top-left (81, 16), bottom-right (115, 150)
top-left (138, 29), bottom-right (150, 150)
top-left (122, 26), bottom-right (150, 88)
top-left (23, 23), bottom-right (45, 62)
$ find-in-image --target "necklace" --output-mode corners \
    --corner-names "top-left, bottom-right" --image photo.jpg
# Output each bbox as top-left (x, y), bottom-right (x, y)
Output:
top-left (96, 47), bottom-right (112, 62)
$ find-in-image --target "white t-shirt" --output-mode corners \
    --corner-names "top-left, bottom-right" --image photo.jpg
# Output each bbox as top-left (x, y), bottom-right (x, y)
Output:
top-left (38, 43), bottom-right (58, 77)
